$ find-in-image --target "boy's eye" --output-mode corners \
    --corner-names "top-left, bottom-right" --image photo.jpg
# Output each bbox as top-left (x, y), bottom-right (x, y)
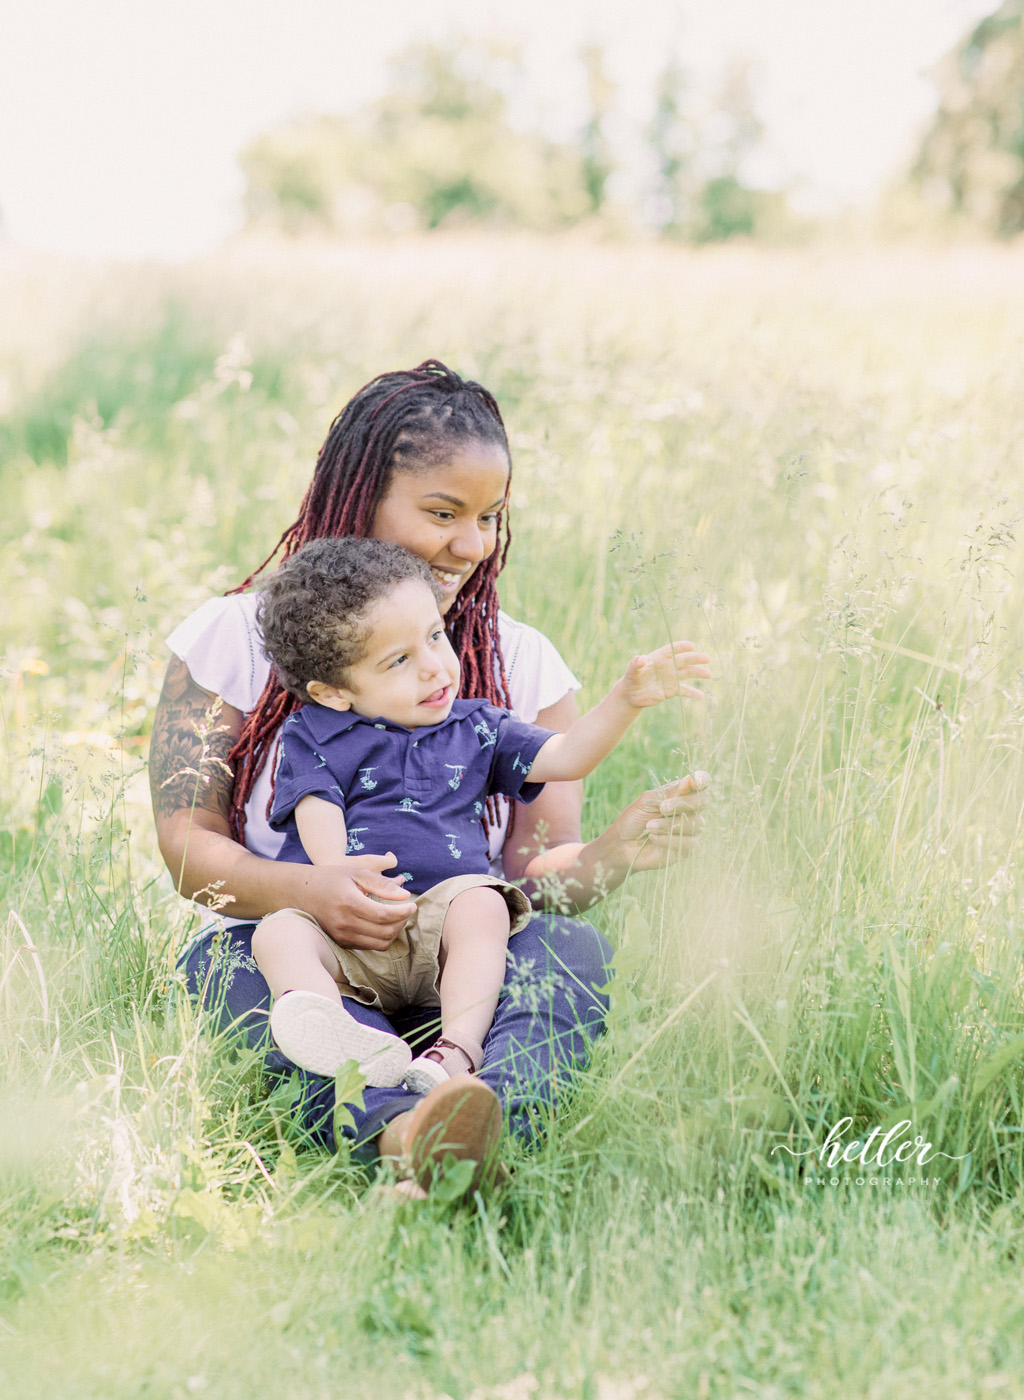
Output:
top-left (429, 629), bottom-right (443, 642)
top-left (389, 654), bottom-right (408, 668)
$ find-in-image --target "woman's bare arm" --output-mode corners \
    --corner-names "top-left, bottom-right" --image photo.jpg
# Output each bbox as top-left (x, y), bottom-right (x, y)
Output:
top-left (500, 692), bottom-right (585, 890)
top-left (148, 657), bottom-right (241, 897)
top-left (501, 691), bottom-right (710, 912)
top-left (148, 657), bottom-right (413, 947)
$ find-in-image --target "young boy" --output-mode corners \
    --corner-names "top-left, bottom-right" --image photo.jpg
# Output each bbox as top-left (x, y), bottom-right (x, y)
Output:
top-left (253, 537), bottom-right (710, 1093)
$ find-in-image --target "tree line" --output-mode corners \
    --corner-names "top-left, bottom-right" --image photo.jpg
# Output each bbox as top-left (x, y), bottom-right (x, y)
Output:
top-left (240, 40), bottom-right (791, 243)
top-left (241, 4), bottom-right (1024, 243)
top-left (911, 0), bottom-right (1024, 237)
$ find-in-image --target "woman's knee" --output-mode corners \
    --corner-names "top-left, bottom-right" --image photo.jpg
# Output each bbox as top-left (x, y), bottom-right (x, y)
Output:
top-left (176, 922), bottom-right (272, 1040)
top-left (509, 913), bottom-right (613, 988)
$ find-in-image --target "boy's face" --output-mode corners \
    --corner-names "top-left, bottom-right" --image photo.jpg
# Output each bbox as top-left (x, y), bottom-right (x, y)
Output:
top-left (307, 578), bottom-right (460, 729)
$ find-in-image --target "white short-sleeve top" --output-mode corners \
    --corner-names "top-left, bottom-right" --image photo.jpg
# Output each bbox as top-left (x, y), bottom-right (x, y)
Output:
top-left (165, 593), bottom-right (579, 914)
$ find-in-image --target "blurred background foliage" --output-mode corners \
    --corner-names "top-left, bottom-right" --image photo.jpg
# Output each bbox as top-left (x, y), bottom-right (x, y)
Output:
top-left (912, 0), bottom-right (1024, 236)
top-left (239, 4), bottom-right (1024, 247)
top-left (240, 38), bottom-right (798, 243)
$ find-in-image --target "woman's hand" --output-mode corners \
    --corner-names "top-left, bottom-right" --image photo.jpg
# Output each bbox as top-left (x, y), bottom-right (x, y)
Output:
top-left (601, 771), bottom-right (711, 872)
top-left (511, 769), bottom-right (711, 912)
top-left (291, 854), bottom-right (416, 953)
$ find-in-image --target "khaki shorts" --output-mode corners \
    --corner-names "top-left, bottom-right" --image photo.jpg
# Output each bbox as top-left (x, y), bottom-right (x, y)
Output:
top-left (260, 873), bottom-right (532, 1015)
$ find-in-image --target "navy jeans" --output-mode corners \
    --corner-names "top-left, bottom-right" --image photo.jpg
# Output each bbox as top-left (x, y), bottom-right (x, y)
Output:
top-left (178, 912), bottom-right (613, 1154)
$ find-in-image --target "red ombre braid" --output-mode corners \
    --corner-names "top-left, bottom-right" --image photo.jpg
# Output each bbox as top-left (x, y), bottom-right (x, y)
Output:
top-left (226, 361), bottom-right (513, 844)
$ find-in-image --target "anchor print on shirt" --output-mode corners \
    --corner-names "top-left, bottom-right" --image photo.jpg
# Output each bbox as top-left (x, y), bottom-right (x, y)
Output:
top-left (445, 833), bottom-right (462, 859)
top-left (474, 721), bottom-right (497, 748)
top-left (346, 827), bottom-right (369, 853)
top-left (445, 764), bottom-right (465, 790)
top-left (358, 767), bottom-right (378, 790)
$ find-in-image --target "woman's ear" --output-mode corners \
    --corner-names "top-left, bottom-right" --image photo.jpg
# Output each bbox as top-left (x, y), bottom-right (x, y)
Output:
top-left (306, 680), bottom-right (352, 711)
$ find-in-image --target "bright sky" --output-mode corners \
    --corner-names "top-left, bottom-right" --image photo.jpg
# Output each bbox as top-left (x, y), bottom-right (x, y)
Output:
top-left (0, 0), bottom-right (1000, 260)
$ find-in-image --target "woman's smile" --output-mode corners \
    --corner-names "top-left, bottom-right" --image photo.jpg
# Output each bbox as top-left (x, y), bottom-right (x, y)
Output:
top-left (429, 565), bottom-right (470, 600)
top-left (370, 440), bottom-right (510, 613)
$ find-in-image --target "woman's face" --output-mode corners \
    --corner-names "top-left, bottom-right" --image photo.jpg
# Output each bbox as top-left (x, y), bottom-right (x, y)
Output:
top-left (370, 439), bottom-right (510, 614)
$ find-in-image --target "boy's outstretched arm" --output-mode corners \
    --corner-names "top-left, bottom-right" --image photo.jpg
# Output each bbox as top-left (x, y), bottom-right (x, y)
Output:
top-left (527, 640), bottom-right (711, 783)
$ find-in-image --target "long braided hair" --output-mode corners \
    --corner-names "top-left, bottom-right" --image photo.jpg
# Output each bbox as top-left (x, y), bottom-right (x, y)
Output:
top-left (227, 359), bottom-right (513, 843)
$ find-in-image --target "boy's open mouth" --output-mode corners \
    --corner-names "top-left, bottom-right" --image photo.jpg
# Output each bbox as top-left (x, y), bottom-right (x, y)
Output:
top-left (419, 685), bottom-right (451, 707)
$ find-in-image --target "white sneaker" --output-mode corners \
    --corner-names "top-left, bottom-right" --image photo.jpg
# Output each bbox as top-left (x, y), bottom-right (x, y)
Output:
top-left (270, 991), bottom-right (412, 1086)
top-left (403, 1055), bottom-right (451, 1095)
top-left (403, 1036), bottom-right (483, 1095)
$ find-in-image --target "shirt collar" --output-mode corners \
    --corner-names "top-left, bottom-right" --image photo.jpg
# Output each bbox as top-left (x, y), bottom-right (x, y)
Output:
top-left (295, 696), bottom-right (491, 741)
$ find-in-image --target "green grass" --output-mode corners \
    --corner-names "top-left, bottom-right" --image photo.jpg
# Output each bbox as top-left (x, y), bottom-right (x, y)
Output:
top-left (3, 235), bottom-right (1024, 1398)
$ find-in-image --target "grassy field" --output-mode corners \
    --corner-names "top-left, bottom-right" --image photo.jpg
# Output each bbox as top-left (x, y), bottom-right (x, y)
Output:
top-left (3, 233), bottom-right (1024, 1399)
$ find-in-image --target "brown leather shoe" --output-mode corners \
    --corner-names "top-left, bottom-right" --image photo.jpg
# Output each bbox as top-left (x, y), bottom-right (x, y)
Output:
top-left (380, 1075), bottom-right (502, 1193)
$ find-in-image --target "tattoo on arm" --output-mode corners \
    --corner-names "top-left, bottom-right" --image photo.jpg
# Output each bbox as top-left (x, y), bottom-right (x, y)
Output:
top-left (149, 658), bottom-right (239, 822)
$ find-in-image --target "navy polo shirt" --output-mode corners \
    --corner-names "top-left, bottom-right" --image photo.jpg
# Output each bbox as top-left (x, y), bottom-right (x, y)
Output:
top-left (270, 698), bottom-right (554, 895)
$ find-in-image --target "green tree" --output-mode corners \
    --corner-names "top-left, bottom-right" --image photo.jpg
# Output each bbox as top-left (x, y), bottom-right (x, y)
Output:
top-left (239, 40), bottom-right (593, 235)
top-left (912, 0), bottom-right (1024, 236)
top-left (646, 54), bottom-right (790, 243)
top-left (647, 56), bottom-right (694, 234)
top-left (579, 44), bottom-right (615, 214)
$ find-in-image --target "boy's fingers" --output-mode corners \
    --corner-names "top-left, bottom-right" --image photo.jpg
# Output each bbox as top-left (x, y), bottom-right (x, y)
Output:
top-left (358, 851), bottom-right (399, 872)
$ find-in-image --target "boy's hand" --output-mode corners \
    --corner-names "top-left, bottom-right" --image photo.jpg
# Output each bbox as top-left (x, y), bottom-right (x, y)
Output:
top-left (621, 641), bottom-right (711, 709)
top-left (320, 851), bottom-right (412, 904)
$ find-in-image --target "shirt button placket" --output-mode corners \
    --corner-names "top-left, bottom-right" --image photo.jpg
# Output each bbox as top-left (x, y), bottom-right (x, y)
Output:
top-left (407, 730), bottom-right (433, 790)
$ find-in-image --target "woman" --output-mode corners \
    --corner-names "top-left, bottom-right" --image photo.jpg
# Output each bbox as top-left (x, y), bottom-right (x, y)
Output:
top-left (150, 360), bottom-right (709, 1192)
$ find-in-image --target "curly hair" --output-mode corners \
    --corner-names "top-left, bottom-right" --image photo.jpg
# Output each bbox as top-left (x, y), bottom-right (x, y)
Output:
top-left (257, 538), bottom-right (441, 702)
top-left (226, 359), bottom-right (513, 843)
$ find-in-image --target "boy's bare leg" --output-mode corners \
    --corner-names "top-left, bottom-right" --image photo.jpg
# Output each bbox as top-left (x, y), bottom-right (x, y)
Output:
top-left (255, 914), bottom-right (411, 1085)
top-left (378, 889), bottom-right (511, 1182)
top-left (437, 885), bottom-right (511, 1055)
top-left (252, 913), bottom-right (343, 1000)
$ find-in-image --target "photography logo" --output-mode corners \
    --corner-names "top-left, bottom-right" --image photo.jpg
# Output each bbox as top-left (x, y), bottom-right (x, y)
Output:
top-left (771, 1117), bottom-right (969, 1188)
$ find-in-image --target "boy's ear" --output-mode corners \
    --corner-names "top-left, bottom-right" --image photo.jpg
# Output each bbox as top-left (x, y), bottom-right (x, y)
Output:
top-left (306, 680), bottom-right (352, 711)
